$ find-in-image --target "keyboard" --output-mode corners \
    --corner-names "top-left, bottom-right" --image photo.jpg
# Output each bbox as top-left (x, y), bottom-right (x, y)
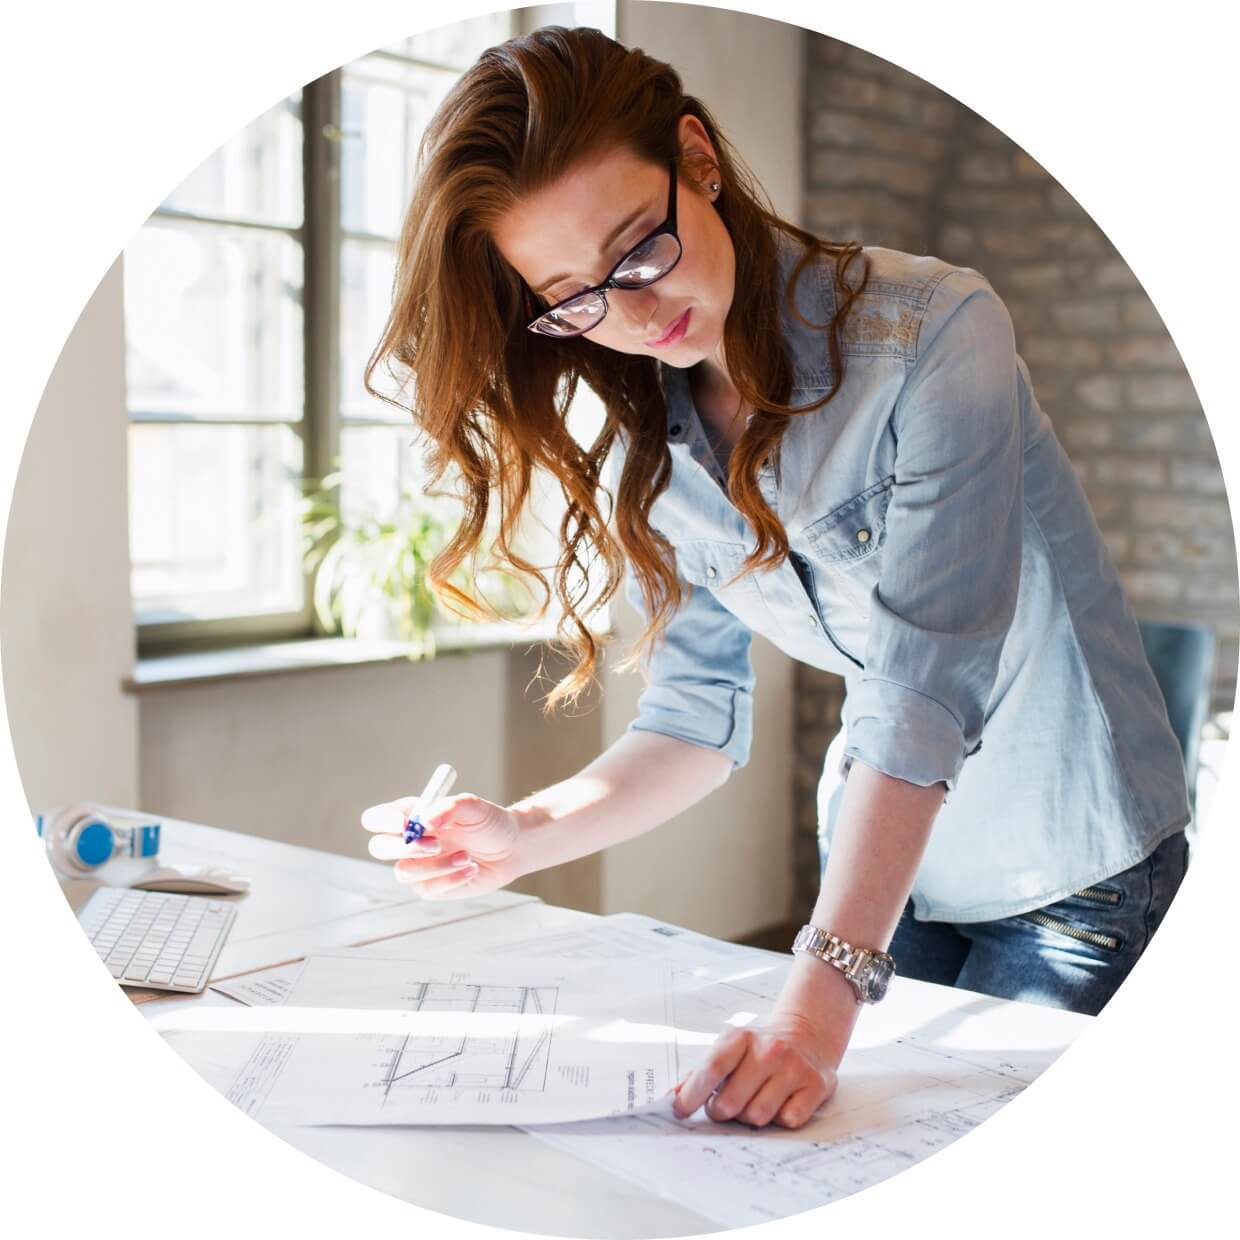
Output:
top-left (76, 887), bottom-right (237, 993)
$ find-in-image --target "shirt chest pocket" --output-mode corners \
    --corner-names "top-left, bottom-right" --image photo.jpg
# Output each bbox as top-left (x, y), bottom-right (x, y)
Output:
top-left (797, 476), bottom-right (895, 631)
top-left (801, 476), bottom-right (895, 564)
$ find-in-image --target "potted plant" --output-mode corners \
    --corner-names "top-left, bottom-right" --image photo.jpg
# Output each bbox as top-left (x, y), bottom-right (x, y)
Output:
top-left (300, 471), bottom-right (533, 658)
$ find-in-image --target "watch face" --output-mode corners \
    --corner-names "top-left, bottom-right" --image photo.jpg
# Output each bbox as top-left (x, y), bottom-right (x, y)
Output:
top-left (862, 955), bottom-right (895, 1002)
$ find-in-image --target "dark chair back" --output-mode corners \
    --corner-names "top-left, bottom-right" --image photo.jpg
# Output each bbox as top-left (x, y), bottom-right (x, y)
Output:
top-left (1138, 619), bottom-right (1215, 809)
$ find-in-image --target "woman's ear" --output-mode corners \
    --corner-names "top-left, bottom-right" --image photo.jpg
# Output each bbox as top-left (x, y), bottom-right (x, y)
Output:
top-left (676, 113), bottom-right (721, 194)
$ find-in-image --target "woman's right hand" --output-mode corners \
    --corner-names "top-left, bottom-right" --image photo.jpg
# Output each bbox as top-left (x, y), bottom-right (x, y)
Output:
top-left (361, 793), bottom-right (523, 900)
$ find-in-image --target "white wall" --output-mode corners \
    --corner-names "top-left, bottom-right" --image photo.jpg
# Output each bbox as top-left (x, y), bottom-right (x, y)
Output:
top-left (0, 4), bottom-right (804, 942)
top-left (137, 652), bottom-right (511, 851)
top-left (0, 259), bottom-right (139, 814)
top-left (136, 640), bottom-right (608, 913)
top-left (600, 624), bottom-right (795, 938)
top-left (618, 0), bottom-right (804, 226)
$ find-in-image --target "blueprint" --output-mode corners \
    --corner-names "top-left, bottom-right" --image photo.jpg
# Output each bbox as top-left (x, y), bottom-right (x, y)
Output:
top-left (157, 952), bottom-right (678, 1125)
top-left (529, 1024), bottom-right (1060, 1226)
top-left (490, 914), bottom-right (1084, 1226)
top-left (211, 961), bottom-right (303, 1007)
top-left (531, 1084), bottom-right (1024, 1226)
top-left (178, 911), bottom-right (1086, 1219)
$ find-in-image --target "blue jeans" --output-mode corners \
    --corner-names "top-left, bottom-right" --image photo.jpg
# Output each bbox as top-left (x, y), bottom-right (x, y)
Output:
top-left (819, 831), bottom-right (1189, 1017)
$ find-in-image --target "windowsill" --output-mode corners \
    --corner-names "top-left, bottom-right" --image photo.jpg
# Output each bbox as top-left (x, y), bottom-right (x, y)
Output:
top-left (124, 620), bottom-right (568, 693)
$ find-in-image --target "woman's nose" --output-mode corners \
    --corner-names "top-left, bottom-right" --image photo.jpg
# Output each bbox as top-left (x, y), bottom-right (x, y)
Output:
top-left (609, 285), bottom-right (659, 336)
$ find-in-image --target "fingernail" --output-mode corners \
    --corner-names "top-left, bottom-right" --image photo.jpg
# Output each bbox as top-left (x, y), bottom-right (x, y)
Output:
top-left (449, 853), bottom-right (474, 870)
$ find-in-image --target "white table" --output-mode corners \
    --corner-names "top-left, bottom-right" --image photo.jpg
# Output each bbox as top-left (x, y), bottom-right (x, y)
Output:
top-left (69, 816), bottom-right (1091, 1237)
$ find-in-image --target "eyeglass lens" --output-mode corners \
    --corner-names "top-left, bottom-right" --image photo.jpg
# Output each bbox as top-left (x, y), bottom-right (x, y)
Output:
top-left (612, 232), bottom-right (681, 286)
top-left (532, 232), bottom-right (682, 337)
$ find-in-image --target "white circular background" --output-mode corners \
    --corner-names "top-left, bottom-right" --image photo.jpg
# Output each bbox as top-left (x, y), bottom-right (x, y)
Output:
top-left (1, 2), bottom-right (1234, 1237)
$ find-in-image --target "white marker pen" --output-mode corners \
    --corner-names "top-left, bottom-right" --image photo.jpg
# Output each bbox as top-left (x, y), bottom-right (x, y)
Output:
top-left (403, 763), bottom-right (458, 843)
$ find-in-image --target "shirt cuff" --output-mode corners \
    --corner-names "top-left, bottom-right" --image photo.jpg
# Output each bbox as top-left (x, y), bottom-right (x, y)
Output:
top-left (628, 683), bottom-right (754, 768)
top-left (840, 677), bottom-right (971, 792)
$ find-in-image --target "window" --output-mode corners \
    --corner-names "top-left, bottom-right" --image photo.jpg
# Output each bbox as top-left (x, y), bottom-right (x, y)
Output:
top-left (337, 24), bottom-right (513, 528)
top-left (125, 92), bottom-right (306, 641)
top-left (125, 12), bottom-right (522, 653)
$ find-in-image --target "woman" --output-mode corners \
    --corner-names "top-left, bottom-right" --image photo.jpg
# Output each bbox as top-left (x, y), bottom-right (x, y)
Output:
top-left (360, 26), bottom-right (1191, 1131)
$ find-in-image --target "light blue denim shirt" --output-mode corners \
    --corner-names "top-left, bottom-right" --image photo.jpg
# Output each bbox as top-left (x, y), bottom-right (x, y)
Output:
top-left (613, 234), bottom-right (1191, 922)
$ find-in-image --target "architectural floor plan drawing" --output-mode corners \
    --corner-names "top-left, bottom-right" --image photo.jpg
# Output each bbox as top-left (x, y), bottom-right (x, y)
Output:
top-left (175, 912), bottom-right (1088, 1221)
top-left (533, 1082), bottom-right (1026, 1227)
top-left (157, 952), bottom-right (678, 1126)
top-left (512, 915), bottom-right (1089, 1226)
top-left (373, 981), bottom-right (558, 1102)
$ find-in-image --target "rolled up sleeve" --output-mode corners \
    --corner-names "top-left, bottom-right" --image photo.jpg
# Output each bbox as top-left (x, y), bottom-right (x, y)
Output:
top-left (842, 270), bottom-right (1023, 793)
top-left (624, 560), bottom-right (756, 768)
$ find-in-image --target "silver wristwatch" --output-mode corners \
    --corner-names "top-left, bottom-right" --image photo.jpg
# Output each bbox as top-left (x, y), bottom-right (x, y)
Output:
top-left (791, 925), bottom-right (896, 1004)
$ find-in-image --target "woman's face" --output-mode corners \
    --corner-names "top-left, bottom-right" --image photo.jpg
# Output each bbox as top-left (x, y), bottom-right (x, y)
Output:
top-left (491, 121), bottom-right (735, 369)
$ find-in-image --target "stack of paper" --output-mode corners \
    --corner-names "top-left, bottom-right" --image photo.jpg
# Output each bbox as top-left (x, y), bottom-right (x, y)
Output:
top-left (152, 912), bottom-right (1084, 1225)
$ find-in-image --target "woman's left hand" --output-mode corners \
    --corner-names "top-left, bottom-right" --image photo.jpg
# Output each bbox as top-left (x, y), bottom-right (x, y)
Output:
top-left (670, 1010), bottom-right (841, 1130)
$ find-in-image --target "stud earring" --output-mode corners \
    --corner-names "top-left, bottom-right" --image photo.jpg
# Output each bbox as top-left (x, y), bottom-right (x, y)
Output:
top-left (709, 180), bottom-right (720, 193)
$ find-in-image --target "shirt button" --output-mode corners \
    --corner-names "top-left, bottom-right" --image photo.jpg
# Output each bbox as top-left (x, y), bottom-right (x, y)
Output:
top-left (707, 566), bottom-right (717, 579)
top-left (808, 614), bottom-right (818, 627)
top-left (856, 528), bottom-right (871, 544)
top-left (669, 423), bottom-right (683, 437)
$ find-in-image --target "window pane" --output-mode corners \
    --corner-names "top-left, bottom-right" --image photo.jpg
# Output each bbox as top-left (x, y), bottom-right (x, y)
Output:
top-left (341, 60), bottom-right (456, 238)
top-left (340, 239), bottom-right (410, 419)
top-left (125, 221), bottom-right (304, 420)
top-left (161, 93), bottom-right (302, 228)
top-left (386, 12), bottom-right (513, 70)
top-left (339, 424), bottom-right (429, 526)
top-left (129, 423), bottom-right (304, 622)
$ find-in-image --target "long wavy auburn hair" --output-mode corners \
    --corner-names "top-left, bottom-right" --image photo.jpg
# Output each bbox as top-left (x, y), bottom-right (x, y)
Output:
top-left (366, 25), bottom-right (869, 711)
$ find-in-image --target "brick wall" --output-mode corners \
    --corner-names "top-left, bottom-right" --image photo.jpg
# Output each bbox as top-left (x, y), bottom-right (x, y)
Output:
top-left (793, 33), bottom-right (1236, 920)
top-left (804, 39), bottom-right (956, 254)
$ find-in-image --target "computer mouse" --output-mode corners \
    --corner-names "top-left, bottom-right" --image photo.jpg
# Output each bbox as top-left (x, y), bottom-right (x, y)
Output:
top-left (129, 864), bottom-right (251, 895)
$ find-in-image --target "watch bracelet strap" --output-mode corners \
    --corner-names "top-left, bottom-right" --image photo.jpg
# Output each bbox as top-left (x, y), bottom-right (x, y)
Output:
top-left (792, 925), bottom-right (892, 978)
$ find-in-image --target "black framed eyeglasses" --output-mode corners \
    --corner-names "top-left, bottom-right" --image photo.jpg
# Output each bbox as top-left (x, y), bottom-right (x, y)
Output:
top-left (524, 159), bottom-right (683, 338)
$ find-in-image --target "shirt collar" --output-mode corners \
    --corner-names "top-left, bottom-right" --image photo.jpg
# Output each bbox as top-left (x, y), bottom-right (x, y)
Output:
top-left (659, 230), bottom-right (838, 442)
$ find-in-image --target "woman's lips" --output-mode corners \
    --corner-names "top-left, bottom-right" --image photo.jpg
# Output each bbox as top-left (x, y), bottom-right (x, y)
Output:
top-left (647, 308), bottom-right (691, 348)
